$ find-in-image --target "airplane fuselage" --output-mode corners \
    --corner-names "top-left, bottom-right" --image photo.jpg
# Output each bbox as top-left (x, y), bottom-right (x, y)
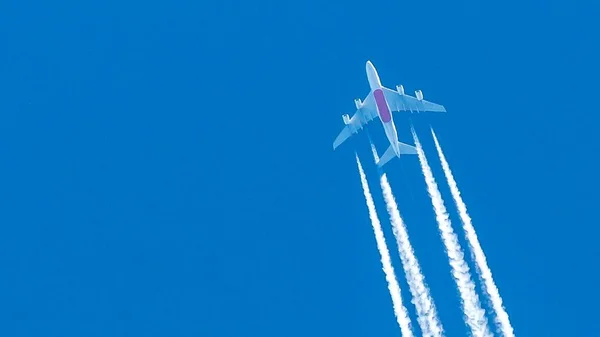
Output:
top-left (366, 61), bottom-right (400, 157)
top-left (332, 60), bottom-right (445, 166)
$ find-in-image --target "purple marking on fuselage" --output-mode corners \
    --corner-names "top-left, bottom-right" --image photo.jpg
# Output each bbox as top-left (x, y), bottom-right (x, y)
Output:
top-left (373, 89), bottom-right (392, 123)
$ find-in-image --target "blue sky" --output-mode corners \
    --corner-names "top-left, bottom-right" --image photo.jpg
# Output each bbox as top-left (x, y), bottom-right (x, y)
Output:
top-left (0, 0), bottom-right (599, 336)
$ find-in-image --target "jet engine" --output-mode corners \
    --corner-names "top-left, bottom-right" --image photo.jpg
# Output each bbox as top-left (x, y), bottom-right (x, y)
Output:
top-left (354, 98), bottom-right (362, 109)
top-left (396, 85), bottom-right (405, 95)
top-left (342, 114), bottom-right (351, 125)
top-left (415, 89), bottom-right (423, 101)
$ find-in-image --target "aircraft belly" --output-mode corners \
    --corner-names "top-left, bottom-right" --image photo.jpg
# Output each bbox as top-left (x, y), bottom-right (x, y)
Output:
top-left (373, 89), bottom-right (392, 123)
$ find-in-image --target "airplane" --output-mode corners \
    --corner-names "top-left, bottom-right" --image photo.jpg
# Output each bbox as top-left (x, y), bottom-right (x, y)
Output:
top-left (333, 60), bottom-right (446, 167)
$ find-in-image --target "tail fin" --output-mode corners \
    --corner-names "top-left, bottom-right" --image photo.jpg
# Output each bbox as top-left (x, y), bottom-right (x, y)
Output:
top-left (376, 141), bottom-right (417, 168)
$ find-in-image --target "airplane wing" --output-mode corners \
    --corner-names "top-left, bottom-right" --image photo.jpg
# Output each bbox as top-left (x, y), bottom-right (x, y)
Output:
top-left (381, 87), bottom-right (446, 113)
top-left (333, 92), bottom-right (378, 150)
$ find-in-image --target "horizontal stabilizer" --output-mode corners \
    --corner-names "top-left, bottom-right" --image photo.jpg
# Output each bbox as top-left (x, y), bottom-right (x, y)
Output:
top-left (398, 141), bottom-right (417, 155)
top-left (377, 144), bottom-right (397, 168)
top-left (376, 141), bottom-right (417, 167)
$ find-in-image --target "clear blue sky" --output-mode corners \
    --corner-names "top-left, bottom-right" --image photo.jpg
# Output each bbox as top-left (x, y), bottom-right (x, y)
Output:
top-left (0, 0), bottom-right (598, 336)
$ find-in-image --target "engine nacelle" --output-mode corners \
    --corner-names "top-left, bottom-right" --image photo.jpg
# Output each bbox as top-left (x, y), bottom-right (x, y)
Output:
top-left (354, 98), bottom-right (362, 109)
top-left (415, 89), bottom-right (423, 101)
top-left (342, 114), bottom-right (351, 125)
top-left (396, 85), bottom-right (405, 95)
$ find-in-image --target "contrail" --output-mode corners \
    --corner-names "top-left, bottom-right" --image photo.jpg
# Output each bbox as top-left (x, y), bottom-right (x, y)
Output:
top-left (370, 144), bottom-right (444, 337)
top-left (355, 154), bottom-right (414, 337)
top-left (411, 129), bottom-right (492, 337)
top-left (430, 128), bottom-right (515, 337)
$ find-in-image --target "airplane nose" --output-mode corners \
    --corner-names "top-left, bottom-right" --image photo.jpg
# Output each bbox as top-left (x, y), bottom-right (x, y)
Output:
top-left (365, 60), bottom-right (380, 90)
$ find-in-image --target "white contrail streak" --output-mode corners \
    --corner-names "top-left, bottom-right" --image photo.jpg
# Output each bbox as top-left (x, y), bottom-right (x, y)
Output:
top-left (430, 128), bottom-right (515, 337)
top-left (370, 144), bottom-right (444, 337)
top-left (411, 129), bottom-right (492, 337)
top-left (355, 154), bottom-right (414, 337)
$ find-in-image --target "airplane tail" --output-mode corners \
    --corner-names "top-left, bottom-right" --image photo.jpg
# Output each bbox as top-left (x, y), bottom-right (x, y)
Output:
top-left (376, 142), bottom-right (417, 168)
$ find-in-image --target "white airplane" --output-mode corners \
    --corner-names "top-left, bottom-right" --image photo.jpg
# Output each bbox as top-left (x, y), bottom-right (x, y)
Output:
top-left (333, 60), bottom-right (446, 167)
